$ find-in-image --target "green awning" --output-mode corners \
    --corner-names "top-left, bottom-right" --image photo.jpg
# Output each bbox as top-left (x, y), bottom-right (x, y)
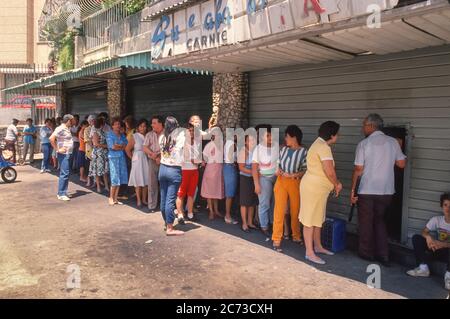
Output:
top-left (3, 52), bottom-right (210, 94)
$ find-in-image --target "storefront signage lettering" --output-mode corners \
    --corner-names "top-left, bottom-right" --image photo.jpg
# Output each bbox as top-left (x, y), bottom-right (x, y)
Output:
top-left (187, 31), bottom-right (228, 51)
top-left (152, 0), bottom-right (231, 59)
top-left (246, 0), bottom-right (325, 16)
top-left (246, 0), bottom-right (267, 15)
top-left (151, 0), bottom-right (399, 61)
top-left (304, 0), bottom-right (326, 15)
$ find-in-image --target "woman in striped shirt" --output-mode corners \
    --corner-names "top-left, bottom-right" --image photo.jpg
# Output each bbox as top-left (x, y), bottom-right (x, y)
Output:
top-left (272, 125), bottom-right (307, 252)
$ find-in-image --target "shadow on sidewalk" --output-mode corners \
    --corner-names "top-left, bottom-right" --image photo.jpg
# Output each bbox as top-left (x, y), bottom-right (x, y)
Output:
top-left (70, 190), bottom-right (92, 199)
top-left (191, 210), bottom-right (448, 299)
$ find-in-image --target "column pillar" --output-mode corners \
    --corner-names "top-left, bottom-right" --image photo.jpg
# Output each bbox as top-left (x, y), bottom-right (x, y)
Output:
top-left (211, 72), bottom-right (249, 130)
top-left (107, 69), bottom-right (126, 118)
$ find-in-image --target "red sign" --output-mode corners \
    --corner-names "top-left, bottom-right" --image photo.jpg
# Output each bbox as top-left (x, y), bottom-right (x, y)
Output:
top-left (304, 0), bottom-right (326, 16)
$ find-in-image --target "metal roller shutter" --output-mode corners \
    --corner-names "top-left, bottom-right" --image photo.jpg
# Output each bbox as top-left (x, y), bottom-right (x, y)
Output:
top-left (68, 89), bottom-right (107, 120)
top-left (249, 45), bottom-right (450, 246)
top-left (128, 73), bottom-right (212, 126)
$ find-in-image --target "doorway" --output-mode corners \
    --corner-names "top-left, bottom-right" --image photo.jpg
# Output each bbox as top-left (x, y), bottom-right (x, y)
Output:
top-left (382, 126), bottom-right (407, 242)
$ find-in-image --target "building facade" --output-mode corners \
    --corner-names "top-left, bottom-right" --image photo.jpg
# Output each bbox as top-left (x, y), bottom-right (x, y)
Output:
top-left (0, 0), bottom-right (52, 123)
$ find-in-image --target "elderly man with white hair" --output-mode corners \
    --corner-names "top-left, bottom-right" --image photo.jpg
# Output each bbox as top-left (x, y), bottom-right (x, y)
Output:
top-left (351, 113), bottom-right (407, 267)
top-left (50, 114), bottom-right (75, 201)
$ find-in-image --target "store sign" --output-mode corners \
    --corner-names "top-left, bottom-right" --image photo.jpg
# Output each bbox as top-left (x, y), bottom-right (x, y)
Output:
top-left (151, 0), bottom-right (398, 60)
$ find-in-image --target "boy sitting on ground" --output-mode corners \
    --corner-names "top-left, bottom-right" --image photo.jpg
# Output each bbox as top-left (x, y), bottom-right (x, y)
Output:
top-left (407, 192), bottom-right (450, 290)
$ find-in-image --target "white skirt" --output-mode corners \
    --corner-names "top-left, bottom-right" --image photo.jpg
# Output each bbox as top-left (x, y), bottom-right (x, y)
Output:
top-left (128, 151), bottom-right (149, 187)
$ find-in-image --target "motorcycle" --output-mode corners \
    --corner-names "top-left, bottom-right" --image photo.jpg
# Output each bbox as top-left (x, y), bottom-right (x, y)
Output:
top-left (0, 145), bottom-right (17, 183)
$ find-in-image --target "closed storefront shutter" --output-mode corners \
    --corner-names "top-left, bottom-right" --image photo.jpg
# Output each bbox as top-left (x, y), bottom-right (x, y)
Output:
top-left (249, 45), bottom-right (450, 246)
top-left (68, 89), bottom-right (107, 120)
top-left (128, 73), bottom-right (212, 126)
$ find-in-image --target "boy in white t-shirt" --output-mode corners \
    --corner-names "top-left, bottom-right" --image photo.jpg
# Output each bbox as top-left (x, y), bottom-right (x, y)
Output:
top-left (407, 192), bottom-right (450, 290)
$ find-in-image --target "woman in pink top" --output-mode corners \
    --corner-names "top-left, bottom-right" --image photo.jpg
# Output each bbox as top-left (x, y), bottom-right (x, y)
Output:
top-left (201, 126), bottom-right (224, 220)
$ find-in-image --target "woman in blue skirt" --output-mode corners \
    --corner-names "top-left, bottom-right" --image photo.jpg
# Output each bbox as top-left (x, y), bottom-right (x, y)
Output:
top-left (106, 117), bottom-right (128, 205)
top-left (223, 136), bottom-right (239, 224)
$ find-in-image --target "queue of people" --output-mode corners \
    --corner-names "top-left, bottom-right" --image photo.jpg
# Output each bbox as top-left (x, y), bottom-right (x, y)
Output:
top-left (13, 110), bottom-right (447, 289)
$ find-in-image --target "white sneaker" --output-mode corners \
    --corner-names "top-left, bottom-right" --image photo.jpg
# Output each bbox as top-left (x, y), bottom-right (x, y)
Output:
top-left (45, 169), bottom-right (52, 173)
top-left (445, 271), bottom-right (450, 290)
top-left (406, 266), bottom-right (430, 277)
top-left (57, 195), bottom-right (71, 201)
top-left (40, 169), bottom-right (45, 174)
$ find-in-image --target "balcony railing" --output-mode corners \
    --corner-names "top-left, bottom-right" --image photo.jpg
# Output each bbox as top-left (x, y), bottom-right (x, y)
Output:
top-left (82, 0), bottom-right (155, 51)
top-left (109, 11), bottom-right (152, 56)
top-left (39, 0), bottom-right (105, 41)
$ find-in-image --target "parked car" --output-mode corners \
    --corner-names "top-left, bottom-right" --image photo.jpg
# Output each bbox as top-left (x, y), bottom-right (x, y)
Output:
top-left (33, 96), bottom-right (56, 110)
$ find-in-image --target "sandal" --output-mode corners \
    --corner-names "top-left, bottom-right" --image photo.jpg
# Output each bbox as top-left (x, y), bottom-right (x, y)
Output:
top-left (241, 226), bottom-right (250, 233)
top-left (166, 229), bottom-right (184, 236)
top-left (315, 248), bottom-right (334, 256)
top-left (305, 255), bottom-right (326, 265)
top-left (261, 229), bottom-right (271, 237)
top-left (273, 244), bottom-right (283, 253)
top-left (248, 224), bottom-right (259, 230)
top-left (224, 218), bottom-right (239, 225)
top-left (293, 239), bottom-right (304, 245)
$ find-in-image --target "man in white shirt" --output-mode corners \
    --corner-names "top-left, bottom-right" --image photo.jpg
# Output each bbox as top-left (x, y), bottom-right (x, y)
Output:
top-left (351, 114), bottom-right (407, 266)
top-left (50, 114), bottom-right (75, 201)
top-left (4, 119), bottom-right (20, 163)
top-left (143, 115), bottom-right (165, 213)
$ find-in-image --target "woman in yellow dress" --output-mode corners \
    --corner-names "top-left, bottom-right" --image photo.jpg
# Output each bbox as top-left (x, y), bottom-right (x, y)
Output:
top-left (299, 121), bottom-right (343, 265)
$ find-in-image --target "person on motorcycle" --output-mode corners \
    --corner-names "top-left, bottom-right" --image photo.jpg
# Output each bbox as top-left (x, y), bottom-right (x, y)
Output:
top-left (4, 119), bottom-right (20, 164)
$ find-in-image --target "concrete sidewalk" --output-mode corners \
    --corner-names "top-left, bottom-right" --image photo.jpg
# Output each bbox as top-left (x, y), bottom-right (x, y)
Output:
top-left (0, 165), bottom-right (448, 299)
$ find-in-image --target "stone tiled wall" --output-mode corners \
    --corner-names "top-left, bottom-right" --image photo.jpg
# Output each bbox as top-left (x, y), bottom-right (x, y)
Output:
top-left (107, 69), bottom-right (126, 118)
top-left (212, 73), bottom-right (249, 130)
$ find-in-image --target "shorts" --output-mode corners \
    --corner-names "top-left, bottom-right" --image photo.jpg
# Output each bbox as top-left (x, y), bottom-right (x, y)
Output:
top-left (178, 169), bottom-right (199, 198)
